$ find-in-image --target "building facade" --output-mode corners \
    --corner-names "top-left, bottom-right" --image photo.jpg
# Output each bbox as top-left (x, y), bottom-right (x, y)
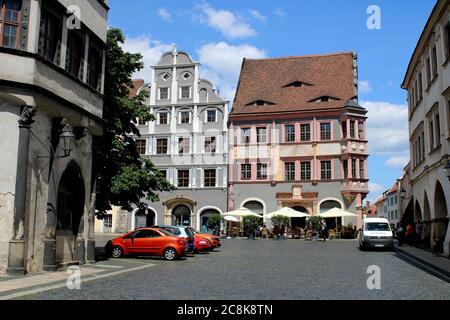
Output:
top-left (0, 0), bottom-right (108, 274)
top-left (116, 50), bottom-right (229, 232)
top-left (380, 182), bottom-right (400, 226)
top-left (401, 0), bottom-right (450, 255)
top-left (228, 52), bottom-right (369, 228)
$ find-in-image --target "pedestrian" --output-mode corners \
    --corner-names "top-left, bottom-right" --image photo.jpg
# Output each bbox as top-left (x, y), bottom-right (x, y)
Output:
top-left (396, 223), bottom-right (404, 245)
top-left (321, 220), bottom-right (328, 242)
top-left (405, 223), bottom-right (414, 245)
top-left (279, 225), bottom-right (286, 240)
top-left (415, 220), bottom-right (423, 247)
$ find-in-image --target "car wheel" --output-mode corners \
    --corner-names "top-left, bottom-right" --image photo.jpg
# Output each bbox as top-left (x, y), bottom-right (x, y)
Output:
top-left (164, 247), bottom-right (178, 261)
top-left (111, 246), bottom-right (124, 258)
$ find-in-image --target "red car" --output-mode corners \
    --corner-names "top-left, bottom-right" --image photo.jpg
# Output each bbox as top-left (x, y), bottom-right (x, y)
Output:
top-left (107, 227), bottom-right (186, 261)
top-left (193, 236), bottom-right (212, 253)
top-left (187, 227), bottom-right (221, 251)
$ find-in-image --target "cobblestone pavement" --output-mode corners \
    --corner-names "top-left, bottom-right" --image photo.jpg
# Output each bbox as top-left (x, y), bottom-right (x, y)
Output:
top-left (23, 239), bottom-right (450, 300)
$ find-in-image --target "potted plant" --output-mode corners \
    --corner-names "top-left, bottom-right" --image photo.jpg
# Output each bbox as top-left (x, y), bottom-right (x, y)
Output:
top-left (207, 214), bottom-right (222, 236)
top-left (243, 216), bottom-right (262, 240)
top-left (307, 216), bottom-right (322, 241)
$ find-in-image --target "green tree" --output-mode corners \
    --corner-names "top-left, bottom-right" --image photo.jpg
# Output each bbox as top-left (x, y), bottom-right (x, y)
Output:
top-left (307, 216), bottom-right (322, 232)
top-left (206, 215), bottom-right (222, 231)
top-left (95, 28), bottom-right (174, 218)
top-left (243, 216), bottom-right (262, 238)
top-left (271, 215), bottom-right (290, 227)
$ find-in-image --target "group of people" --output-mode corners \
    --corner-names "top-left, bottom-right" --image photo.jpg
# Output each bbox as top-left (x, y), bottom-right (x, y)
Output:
top-left (395, 220), bottom-right (423, 246)
top-left (256, 220), bottom-right (337, 242)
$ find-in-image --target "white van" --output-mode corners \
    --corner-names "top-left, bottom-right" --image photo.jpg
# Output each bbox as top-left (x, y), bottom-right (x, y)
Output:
top-left (359, 218), bottom-right (394, 250)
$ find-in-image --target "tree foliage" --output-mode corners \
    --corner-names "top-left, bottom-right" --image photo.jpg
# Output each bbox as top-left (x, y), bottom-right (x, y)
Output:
top-left (271, 215), bottom-right (290, 227)
top-left (243, 216), bottom-right (262, 236)
top-left (307, 216), bottom-right (322, 232)
top-left (95, 28), bottom-right (174, 218)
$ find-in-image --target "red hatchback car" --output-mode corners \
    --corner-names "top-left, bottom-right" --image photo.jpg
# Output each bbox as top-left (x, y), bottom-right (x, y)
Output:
top-left (107, 227), bottom-right (187, 260)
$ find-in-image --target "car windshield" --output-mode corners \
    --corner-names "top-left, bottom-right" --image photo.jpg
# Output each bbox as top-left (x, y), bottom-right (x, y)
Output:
top-left (366, 222), bottom-right (390, 231)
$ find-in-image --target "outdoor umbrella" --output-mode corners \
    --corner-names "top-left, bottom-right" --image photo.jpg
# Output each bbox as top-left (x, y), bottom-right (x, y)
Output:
top-left (264, 207), bottom-right (311, 219)
top-left (223, 216), bottom-right (240, 222)
top-left (320, 207), bottom-right (358, 230)
top-left (221, 207), bottom-right (262, 218)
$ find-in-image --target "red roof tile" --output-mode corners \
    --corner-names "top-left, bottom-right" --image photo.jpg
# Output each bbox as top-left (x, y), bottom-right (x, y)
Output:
top-left (128, 79), bottom-right (145, 98)
top-left (232, 52), bottom-right (357, 115)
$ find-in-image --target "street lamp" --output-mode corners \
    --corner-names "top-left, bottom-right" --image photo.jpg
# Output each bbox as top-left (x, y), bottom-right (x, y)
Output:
top-left (60, 124), bottom-right (76, 157)
top-left (444, 160), bottom-right (450, 181)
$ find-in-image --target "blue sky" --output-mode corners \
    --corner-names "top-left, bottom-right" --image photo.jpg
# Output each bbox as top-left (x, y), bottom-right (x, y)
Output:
top-left (108, 0), bottom-right (436, 203)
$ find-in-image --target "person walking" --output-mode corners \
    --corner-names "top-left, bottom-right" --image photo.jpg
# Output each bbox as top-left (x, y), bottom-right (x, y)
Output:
top-left (396, 223), bottom-right (404, 246)
top-left (321, 220), bottom-right (328, 242)
top-left (405, 223), bottom-right (414, 245)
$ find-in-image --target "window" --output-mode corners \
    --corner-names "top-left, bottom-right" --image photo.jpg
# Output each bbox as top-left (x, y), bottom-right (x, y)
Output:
top-left (352, 159), bottom-right (357, 178)
top-left (285, 125), bottom-right (295, 142)
top-left (178, 138), bottom-right (190, 154)
top-left (159, 112), bottom-right (168, 125)
top-left (207, 110), bottom-right (216, 122)
top-left (159, 87), bottom-right (169, 100)
top-left (0, 0), bottom-right (21, 49)
top-left (342, 121), bottom-right (347, 138)
top-left (321, 161), bottom-right (332, 180)
top-left (159, 169), bottom-right (167, 179)
top-left (300, 162), bottom-right (311, 180)
top-left (435, 113), bottom-right (441, 147)
top-left (65, 29), bottom-right (84, 79)
top-left (256, 127), bottom-right (267, 143)
top-left (204, 136), bottom-right (216, 154)
top-left (320, 123), bottom-right (331, 141)
top-left (349, 121), bottom-right (355, 138)
top-left (300, 124), bottom-right (311, 141)
top-left (426, 56), bottom-right (432, 85)
top-left (177, 170), bottom-right (190, 187)
top-left (429, 118), bottom-right (435, 150)
top-left (285, 162), bottom-right (295, 181)
top-left (180, 111), bottom-right (190, 124)
top-left (343, 159), bottom-right (348, 179)
top-left (257, 163), bottom-right (267, 180)
top-left (241, 164), bottom-right (252, 180)
top-left (431, 46), bottom-right (438, 78)
top-left (87, 42), bottom-right (102, 90)
top-left (360, 159), bottom-right (365, 179)
top-left (421, 131), bottom-right (425, 160)
top-left (241, 128), bottom-right (251, 144)
top-left (358, 122), bottom-right (364, 139)
top-left (136, 140), bottom-right (146, 155)
top-left (446, 21), bottom-right (450, 59)
top-left (418, 73), bottom-right (423, 100)
top-left (38, 5), bottom-right (62, 64)
top-left (181, 86), bottom-right (191, 99)
top-left (204, 169), bottom-right (216, 187)
top-left (156, 138), bottom-right (168, 154)
top-left (103, 214), bottom-right (112, 228)
top-left (138, 118), bottom-right (146, 126)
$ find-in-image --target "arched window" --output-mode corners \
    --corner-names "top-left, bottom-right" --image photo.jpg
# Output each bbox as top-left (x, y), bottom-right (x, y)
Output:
top-left (172, 205), bottom-right (191, 226)
top-left (243, 201), bottom-right (264, 216)
top-left (319, 200), bottom-right (342, 214)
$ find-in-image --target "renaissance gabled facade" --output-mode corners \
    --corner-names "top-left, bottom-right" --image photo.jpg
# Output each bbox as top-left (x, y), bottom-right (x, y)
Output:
top-left (126, 50), bottom-right (229, 231)
top-left (228, 52), bottom-right (369, 228)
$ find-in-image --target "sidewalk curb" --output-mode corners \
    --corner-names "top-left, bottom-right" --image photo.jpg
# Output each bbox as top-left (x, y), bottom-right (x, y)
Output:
top-left (0, 263), bottom-right (155, 300)
top-left (395, 247), bottom-right (450, 283)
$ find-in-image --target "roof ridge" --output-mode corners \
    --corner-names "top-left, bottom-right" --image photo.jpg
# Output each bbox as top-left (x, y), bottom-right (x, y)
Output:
top-left (245, 51), bottom-right (355, 61)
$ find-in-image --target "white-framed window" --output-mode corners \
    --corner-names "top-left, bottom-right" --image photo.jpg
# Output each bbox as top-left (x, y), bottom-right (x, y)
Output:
top-left (241, 163), bottom-right (252, 180)
top-left (159, 87), bottom-right (169, 100)
top-left (136, 139), bottom-right (146, 155)
top-left (156, 138), bottom-right (169, 154)
top-left (241, 128), bottom-right (251, 144)
top-left (204, 169), bottom-right (217, 187)
top-left (206, 109), bottom-right (217, 123)
top-left (204, 136), bottom-right (217, 154)
top-left (177, 169), bottom-right (190, 188)
top-left (256, 127), bottom-right (267, 143)
top-left (180, 86), bottom-right (191, 99)
top-left (179, 110), bottom-right (191, 124)
top-left (178, 137), bottom-right (190, 155)
top-left (257, 163), bottom-right (267, 180)
top-left (157, 111), bottom-right (169, 125)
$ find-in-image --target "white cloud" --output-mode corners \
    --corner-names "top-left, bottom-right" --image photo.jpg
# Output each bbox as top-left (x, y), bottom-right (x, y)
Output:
top-left (386, 155), bottom-right (410, 169)
top-left (158, 8), bottom-right (172, 23)
top-left (121, 35), bottom-right (174, 82)
top-left (197, 42), bottom-right (267, 101)
top-left (249, 9), bottom-right (267, 23)
top-left (361, 100), bottom-right (409, 156)
top-left (273, 6), bottom-right (286, 17)
top-left (369, 182), bottom-right (386, 194)
top-left (197, 3), bottom-right (256, 39)
top-left (359, 80), bottom-right (373, 94)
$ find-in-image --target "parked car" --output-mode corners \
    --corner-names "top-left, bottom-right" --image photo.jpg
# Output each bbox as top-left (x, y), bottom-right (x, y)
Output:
top-left (106, 227), bottom-right (186, 260)
top-left (153, 225), bottom-right (196, 253)
top-left (187, 227), bottom-right (221, 251)
top-left (358, 218), bottom-right (394, 250)
top-left (193, 236), bottom-right (212, 253)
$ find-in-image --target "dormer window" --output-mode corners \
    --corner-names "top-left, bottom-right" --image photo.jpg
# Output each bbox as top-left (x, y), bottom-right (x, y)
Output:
top-left (309, 96), bottom-right (341, 103)
top-left (283, 81), bottom-right (313, 88)
top-left (245, 100), bottom-right (275, 107)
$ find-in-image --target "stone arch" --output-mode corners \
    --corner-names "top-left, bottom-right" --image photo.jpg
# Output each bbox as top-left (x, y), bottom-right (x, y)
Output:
top-left (422, 192), bottom-right (432, 245)
top-left (241, 198), bottom-right (266, 216)
top-left (319, 198), bottom-right (343, 213)
top-left (163, 196), bottom-right (196, 227)
top-left (196, 206), bottom-right (222, 231)
top-left (432, 180), bottom-right (449, 252)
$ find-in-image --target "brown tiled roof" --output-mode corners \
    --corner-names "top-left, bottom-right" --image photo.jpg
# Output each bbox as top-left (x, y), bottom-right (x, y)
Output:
top-left (128, 79), bottom-right (145, 98)
top-left (232, 52), bottom-right (357, 115)
top-left (388, 183), bottom-right (398, 194)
